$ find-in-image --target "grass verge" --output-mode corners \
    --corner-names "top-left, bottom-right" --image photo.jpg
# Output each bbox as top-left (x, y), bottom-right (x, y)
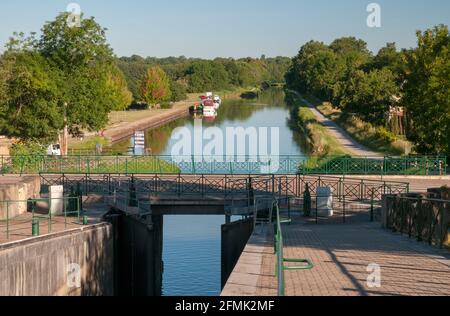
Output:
top-left (305, 94), bottom-right (413, 156)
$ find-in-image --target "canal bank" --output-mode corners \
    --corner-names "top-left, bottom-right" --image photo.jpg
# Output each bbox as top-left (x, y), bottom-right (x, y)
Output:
top-left (73, 88), bottom-right (250, 149)
top-left (104, 101), bottom-right (196, 144)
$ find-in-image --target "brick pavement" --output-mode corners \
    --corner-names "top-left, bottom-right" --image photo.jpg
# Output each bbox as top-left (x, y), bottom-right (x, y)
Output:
top-left (224, 216), bottom-right (450, 296)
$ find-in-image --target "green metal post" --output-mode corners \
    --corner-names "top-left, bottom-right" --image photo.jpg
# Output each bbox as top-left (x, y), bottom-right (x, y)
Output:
top-left (32, 218), bottom-right (40, 237)
top-left (192, 156), bottom-right (196, 174)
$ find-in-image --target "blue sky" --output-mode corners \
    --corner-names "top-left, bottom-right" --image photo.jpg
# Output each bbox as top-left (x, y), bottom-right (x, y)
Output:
top-left (0, 0), bottom-right (449, 58)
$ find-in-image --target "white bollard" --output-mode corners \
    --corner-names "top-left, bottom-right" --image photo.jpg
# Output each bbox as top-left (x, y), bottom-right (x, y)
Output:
top-left (317, 187), bottom-right (334, 217)
top-left (49, 185), bottom-right (64, 215)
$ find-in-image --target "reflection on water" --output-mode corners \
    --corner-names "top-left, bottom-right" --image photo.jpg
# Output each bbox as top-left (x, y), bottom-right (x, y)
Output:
top-left (162, 215), bottom-right (224, 296)
top-left (111, 88), bottom-right (307, 157)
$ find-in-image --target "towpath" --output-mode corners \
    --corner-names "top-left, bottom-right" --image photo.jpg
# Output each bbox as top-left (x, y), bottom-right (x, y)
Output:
top-left (291, 91), bottom-right (383, 157)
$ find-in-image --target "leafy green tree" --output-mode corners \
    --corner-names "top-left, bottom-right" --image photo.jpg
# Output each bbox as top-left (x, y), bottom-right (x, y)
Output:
top-left (0, 13), bottom-right (132, 153)
top-left (36, 13), bottom-right (124, 136)
top-left (286, 41), bottom-right (344, 100)
top-left (0, 52), bottom-right (63, 140)
top-left (403, 25), bottom-right (450, 155)
top-left (187, 60), bottom-right (229, 92)
top-left (338, 68), bottom-right (399, 123)
top-left (369, 42), bottom-right (407, 84)
top-left (330, 37), bottom-right (372, 70)
top-left (106, 64), bottom-right (133, 111)
top-left (169, 80), bottom-right (187, 102)
top-left (139, 66), bottom-right (171, 106)
top-left (117, 59), bottom-right (148, 99)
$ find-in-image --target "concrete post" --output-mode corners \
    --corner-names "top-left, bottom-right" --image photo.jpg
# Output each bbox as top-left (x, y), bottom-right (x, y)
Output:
top-left (49, 185), bottom-right (64, 215)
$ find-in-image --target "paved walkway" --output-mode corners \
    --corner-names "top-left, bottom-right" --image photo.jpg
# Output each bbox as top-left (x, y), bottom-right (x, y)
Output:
top-left (293, 92), bottom-right (382, 157)
top-left (223, 217), bottom-right (450, 296)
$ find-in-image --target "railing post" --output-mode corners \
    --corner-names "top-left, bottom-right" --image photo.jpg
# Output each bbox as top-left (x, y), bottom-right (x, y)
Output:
top-left (360, 180), bottom-right (364, 202)
top-left (370, 189), bottom-right (375, 222)
top-left (272, 175), bottom-right (275, 196)
top-left (32, 218), bottom-right (40, 237)
top-left (315, 195), bottom-right (319, 224)
top-left (343, 194), bottom-right (346, 224)
top-left (191, 155), bottom-right (196, 174)
top-left (202, 175), bottom-right (205, 197)
top-left (6, 202), bottom-right (9, 240)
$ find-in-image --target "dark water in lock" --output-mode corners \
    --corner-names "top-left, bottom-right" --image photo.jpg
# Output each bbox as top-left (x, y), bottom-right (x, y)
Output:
top-left (162, 215), bottom-right (225, 296)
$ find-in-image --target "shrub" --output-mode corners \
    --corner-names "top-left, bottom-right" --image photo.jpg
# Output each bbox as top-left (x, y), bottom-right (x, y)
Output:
top-left (375, 127), bottom-right (397, 143)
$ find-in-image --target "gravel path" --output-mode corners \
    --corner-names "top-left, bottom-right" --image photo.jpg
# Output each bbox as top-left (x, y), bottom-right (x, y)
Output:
top-left (295, 93), bottom-right (383, 157)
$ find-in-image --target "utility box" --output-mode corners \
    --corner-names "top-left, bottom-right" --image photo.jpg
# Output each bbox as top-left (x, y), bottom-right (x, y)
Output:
top-left (316, 187), bottom-right (334, 217)
top-left (49, 185), bottom-right (64, 215)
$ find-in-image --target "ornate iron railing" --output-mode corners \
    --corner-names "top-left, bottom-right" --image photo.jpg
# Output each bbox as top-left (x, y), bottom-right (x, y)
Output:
top-left (385, 195), bottom-right (450, 248)
top-left (39, 174), bottom-right (410, 204)
top-left (0, 155), bottom-right (446, 176)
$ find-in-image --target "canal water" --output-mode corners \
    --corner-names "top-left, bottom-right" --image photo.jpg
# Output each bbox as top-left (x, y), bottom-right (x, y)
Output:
top-left (111, 88), bottom-right (307, 157)
top-left (162, 215), bottom-right (224, 296)
top-left (113, 89), bottom-right (307, 296)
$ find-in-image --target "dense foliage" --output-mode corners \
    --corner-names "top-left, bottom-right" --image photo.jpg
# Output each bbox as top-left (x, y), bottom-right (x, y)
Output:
top-left (286, 26), bottom-right (450, 156)
top-left (403, 25), bottom-right (450, 156)
top-left (0, 13), bottom-right (133, 141)
top-left (117, 55), bottom-right (292, 99)
top-left (139, 66), bottom-right (171, 106)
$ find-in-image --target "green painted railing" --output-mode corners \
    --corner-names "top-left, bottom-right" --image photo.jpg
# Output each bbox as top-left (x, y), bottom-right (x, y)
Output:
top-left (0, 155), bottom-right (447, 176)
top-left (0, 197), bottom-right (85, 241)
top-left (272, 199), bottom-right (314, 296)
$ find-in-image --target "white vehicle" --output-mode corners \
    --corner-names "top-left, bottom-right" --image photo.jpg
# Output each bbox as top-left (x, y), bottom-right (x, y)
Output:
top-left (47, 144), bottom-right (62, 156)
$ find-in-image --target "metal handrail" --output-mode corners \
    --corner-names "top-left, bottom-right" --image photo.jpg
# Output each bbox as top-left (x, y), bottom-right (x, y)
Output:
top-left (1, 155), bottom-right (447, 176)
top-left (385, 195), bottom-right (450, 248)
top-left (39, 173), bottom-right (410, 204)
top-left (271, 198), bottom-right (314, 296)
top-left (0, 196), bottom-right (84, 240)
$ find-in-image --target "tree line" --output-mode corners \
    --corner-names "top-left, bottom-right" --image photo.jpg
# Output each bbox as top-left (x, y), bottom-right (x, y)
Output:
top-left (285, 25), bottom-right (450, 156)
top-left (117, 55), bottom-right (291, 102)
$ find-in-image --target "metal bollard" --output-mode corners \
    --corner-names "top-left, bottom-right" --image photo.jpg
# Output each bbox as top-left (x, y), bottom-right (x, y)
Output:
top-left (32, 219), bottom-right (40, 237)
